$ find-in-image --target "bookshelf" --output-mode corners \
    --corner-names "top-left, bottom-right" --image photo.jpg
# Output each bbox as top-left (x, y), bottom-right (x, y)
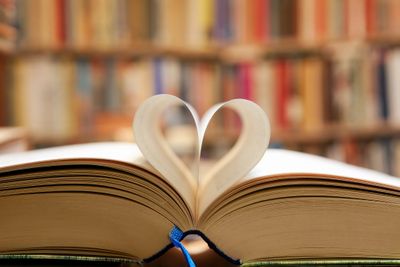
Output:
top-left (3, 0), bottom-right (400, 176)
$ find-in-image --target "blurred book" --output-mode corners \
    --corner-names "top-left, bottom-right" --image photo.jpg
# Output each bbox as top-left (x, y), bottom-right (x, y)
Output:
top-left (0, 127), bottom-right (29, 154)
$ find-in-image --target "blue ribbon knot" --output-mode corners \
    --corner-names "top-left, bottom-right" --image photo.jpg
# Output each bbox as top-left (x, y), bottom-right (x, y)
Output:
top-left (169, 226), bottom-right (196, 267)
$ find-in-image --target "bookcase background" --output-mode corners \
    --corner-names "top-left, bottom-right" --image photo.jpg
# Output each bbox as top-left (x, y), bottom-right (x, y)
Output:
top-left (2, 0), bottom-right (400, 176)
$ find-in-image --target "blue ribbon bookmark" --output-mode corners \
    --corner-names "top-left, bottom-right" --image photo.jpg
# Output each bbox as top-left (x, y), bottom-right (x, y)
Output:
top-left (169, 226), bottom-right (196, 267)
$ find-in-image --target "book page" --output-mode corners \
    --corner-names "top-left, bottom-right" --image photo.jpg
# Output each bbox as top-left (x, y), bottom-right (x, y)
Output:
top-left (244, 148), bottom-right (400, 188)
top-left (198, 147), bottom-right (400, 216)
top-left (133, 95), bottom-right (200, 212)
top-left (132, 94), bottom-right (273, 217)
top-left (0, 142), bottom-right (194, 258)
top-left (132, 95), bottom-right (271, 218)
top-left (197, 99), bottom-right (270, 215)
top-left (199, 149), bottom-right (400, 263)
top-left (0, 142), bottom-right (150, 170)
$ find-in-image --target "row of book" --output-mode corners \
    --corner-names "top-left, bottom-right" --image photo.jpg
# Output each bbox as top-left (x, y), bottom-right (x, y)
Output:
top-left (16, 0), bottom-right (203, 49)
top-left (288, 138), bottom-right (400, 177)
top-left (222, 57), bottom-right (326, 132)
top-left (213, 0), bottom-right (400, 43)
top-left (7, 56), bottom-right (222, 142)
top-left (225, 45), bottom-right (400, 132)
top-left (7, 55), bottom-right (328, 142)
top-left (327, 45), bottom-right (400, 127)
top-left (14, 0), bottom-right (400, 49)
top-left (6, 47), bottom-right (400, 143)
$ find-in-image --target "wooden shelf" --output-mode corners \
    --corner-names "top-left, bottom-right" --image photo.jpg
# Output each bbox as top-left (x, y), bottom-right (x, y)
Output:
top-left (366, 35), bottom-right (400, 47)
top-left (11, 35), bottom-right (400, 63)
top-left (13, 44), bottom-right (220, 61)
top-left (13, 41), bottom-right (326, 62)
top-left (219, 41), bottom-right (324, 63)
top-left (13, 43), bottom-right (322, 62)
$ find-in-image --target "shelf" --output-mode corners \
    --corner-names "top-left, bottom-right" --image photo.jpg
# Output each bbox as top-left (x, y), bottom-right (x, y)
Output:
top-left (12, 41), bottom-right (327, 62)
top-left (11, 36), bottom-right (400, 63)
top-left (13, 44), bottom-right (221, 61)
top-left (14, 45), bottom-right (312, 60)
top-left (366, 35), bottom-right (400, 47)
top-left (219, 41), bottom-right (324, 63)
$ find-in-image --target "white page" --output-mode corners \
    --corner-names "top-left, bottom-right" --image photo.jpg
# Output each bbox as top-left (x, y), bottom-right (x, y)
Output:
top-left (244, 148), bottom-right (400, 188)
top-left (0, 142), bottom-right (151, 170)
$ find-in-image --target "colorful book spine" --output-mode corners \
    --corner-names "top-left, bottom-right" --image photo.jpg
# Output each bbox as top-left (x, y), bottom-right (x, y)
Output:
top-left (12, 0), bottom-right (400, 48)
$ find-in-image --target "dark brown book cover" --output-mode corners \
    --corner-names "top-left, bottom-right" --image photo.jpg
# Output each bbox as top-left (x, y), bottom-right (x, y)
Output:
top-left (127, 0), bottom-right (151, 42)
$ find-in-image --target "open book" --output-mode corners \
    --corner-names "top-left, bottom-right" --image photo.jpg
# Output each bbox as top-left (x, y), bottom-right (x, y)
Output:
top-left (1, 94), bottom-right (400, 266)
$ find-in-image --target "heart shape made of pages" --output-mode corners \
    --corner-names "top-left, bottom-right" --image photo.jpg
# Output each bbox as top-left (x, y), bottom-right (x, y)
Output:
top-left (133, 94), bottom-right (270, 209)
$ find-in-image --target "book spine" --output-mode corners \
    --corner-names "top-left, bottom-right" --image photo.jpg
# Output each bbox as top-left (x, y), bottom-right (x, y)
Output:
top-left (153, 58), bottom-right (163, 95)
top-left (276, 59), bottom-right (289, 129)
top-left (377, 50), bottom-right (389, 120)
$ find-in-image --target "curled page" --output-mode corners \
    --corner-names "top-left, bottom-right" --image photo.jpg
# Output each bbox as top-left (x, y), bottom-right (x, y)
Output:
top-left (197, 99), bottom-right (270, 214)
top-left (133, 95), bottom-right (270, 217)
top-left (133, 95), bottom-right (200, 211)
